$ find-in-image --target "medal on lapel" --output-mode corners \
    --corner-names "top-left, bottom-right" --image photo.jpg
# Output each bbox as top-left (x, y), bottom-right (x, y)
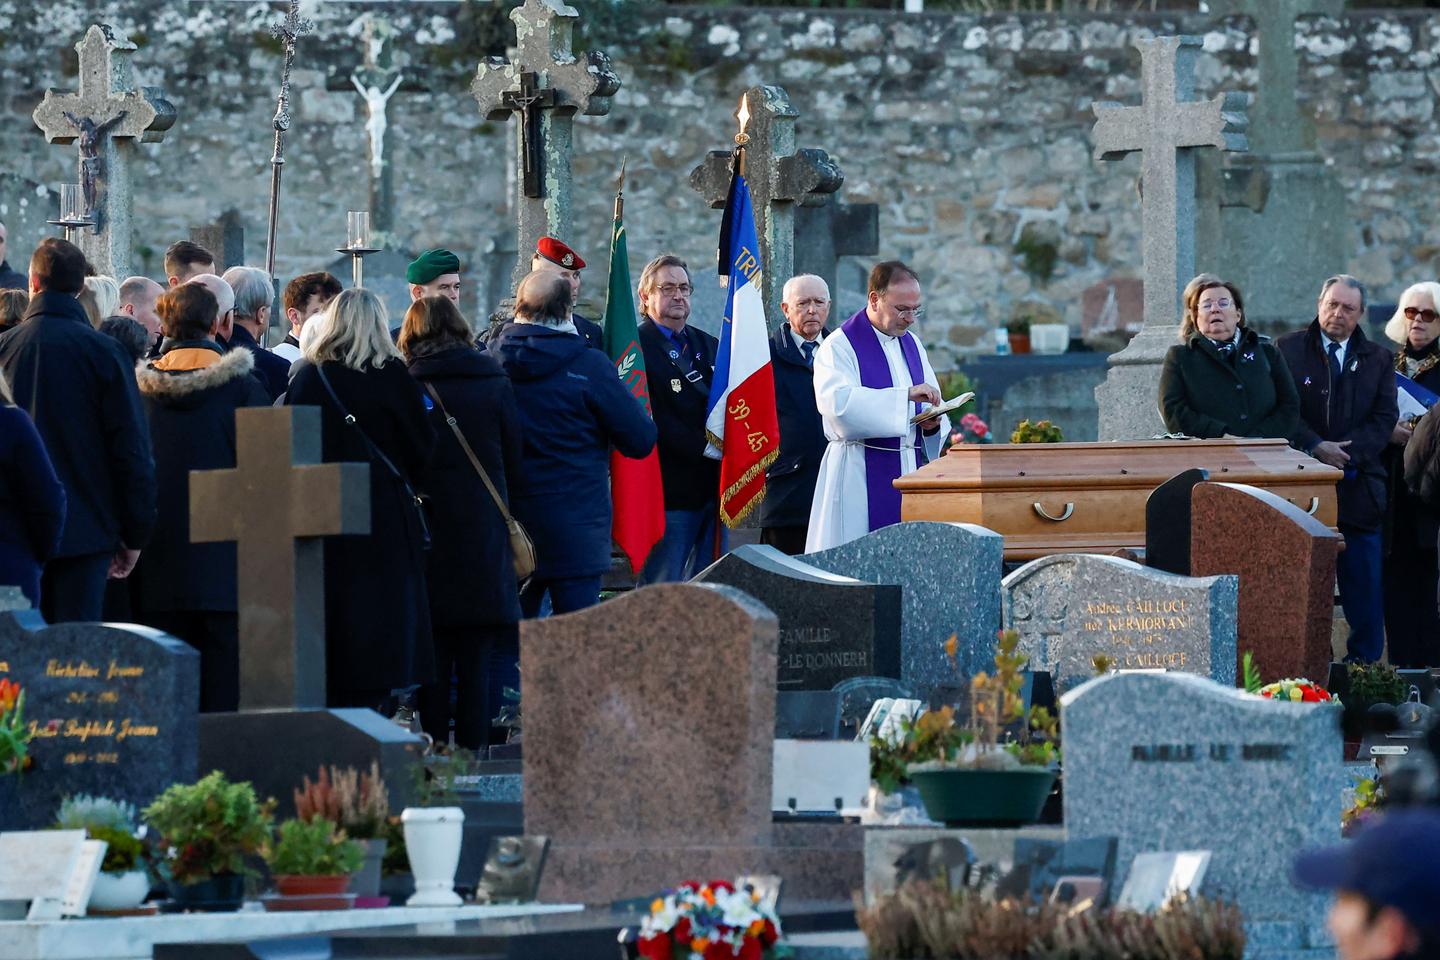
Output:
top-left (671, 378), bottom-right (682, 394)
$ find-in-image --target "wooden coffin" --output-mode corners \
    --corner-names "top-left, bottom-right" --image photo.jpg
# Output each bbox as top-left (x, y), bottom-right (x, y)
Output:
top-left (895, 438), bottom-right (1342, 561)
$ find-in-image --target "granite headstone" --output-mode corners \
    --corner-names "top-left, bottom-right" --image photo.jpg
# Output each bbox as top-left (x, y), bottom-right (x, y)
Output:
top-left (1062, 671), bottom-right (1341, 951)
top-left (1003, 554), bottom-right (1237, 692)
top-left (1145, 468), bottom-right (1208, 576)
top-left (0, 610), bottom-right (198, 829)
top-left (522, 583), bottom-right (862, 902)
top-left (693, 545), bottom-right (901, 690)
top-left (800, 522), bottom-right (1003, 698)
top-left (1190, 482), bottom-right (1341, 683)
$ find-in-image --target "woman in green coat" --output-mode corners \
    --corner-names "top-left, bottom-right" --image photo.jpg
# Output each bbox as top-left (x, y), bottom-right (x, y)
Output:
top-left (1159, 278), bottom-right (1300, 440)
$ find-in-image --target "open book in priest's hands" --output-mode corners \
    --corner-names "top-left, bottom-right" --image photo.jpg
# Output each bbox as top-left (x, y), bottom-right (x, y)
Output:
top-left (909, 391), bottom-right (975, 426)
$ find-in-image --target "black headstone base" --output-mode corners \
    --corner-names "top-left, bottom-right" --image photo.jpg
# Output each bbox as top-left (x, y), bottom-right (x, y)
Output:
top-left (198, 708), bottom-right (424, 816)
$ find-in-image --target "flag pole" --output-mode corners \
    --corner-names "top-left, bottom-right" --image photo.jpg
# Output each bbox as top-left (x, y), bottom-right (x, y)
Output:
top-left (714, 93), bottom-right (751, 562)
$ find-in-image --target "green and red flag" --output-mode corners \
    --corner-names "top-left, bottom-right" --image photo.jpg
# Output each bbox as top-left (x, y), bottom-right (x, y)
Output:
top-left (601, 174), bottom-right (665, 573)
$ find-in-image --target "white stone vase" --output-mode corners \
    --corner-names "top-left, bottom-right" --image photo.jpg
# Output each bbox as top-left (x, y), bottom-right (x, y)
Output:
top-left (401, 807), bottom-right (464, 907)
top-left (88, 869), bottom-right (150, 911)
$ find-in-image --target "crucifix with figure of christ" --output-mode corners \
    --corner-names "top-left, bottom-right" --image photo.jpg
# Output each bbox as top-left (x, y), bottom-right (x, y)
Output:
top-left (504, 72), bottom-right (556, 200)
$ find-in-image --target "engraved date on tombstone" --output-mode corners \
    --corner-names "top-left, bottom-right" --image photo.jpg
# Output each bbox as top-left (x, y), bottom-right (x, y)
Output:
top-left (1077, 596), bottom-right (1193, 669)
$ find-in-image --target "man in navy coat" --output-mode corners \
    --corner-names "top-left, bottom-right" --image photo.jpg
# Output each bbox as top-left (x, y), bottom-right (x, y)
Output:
top-left (760, 274), bottom-right (832, 555)
top-left (1277, 274), bottom-right (1398, 663)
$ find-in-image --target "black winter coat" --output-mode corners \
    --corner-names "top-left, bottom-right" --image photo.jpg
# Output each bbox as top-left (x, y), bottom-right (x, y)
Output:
top-left (760, 325), bottom-right (829, 528)
top-left (287, 359), bottom-right (437, 695)
top-left (1158, 327), bottom-right (1299, 439)
top-left (637, 318), bottom-right (719, 511)
top-left (1387, 344), bottom-right (1440, 553)
top-left (0, 292), bottom-right (156, 557)
top-left (493, 323), bottom-right (656, 579)
top-left (132, 342), bottom-right (270, 613)
top-left (0, 260), bottom-right (25, 291)
top-left (407, 344), bottom-right (524, 627)
top-left (225, 323), bottom-right (293, 401)
top-left (1277, 319), bottom-right (1398, 531)
top-left (574, 313), bottom-right (604, 351)
top-left (0, 404), bottom-right (65, 606)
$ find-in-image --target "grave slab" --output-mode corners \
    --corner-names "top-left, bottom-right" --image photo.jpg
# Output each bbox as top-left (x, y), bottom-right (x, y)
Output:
top-left (800, 522), bottom-right (1003, 699)
top-left (1190, 482), bottom-right (1341, 683)
top-left (0, 611), bottom-right (197, 829)
top-left (1062, 671), bottom-right (1342, 952)
top-left (693, 545), bottom-right (901, 691)
top-left (1002, 553), bottom-right (1237, 692)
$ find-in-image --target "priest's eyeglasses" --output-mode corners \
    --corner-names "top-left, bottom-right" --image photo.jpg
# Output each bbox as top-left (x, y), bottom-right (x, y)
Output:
top-left (657, 283), bottom-right (694, 298)
top-left (891, 304), bottom-right (926, 319)
top-left (1404, 306), bottom-right (1440, 323)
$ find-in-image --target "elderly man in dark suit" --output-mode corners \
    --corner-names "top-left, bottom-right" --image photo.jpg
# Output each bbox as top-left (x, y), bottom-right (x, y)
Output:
top-left (1277, 274), bottom-right (1398, 663)
top-left (636, 254), bottom-right (723, 582)
top-left (760, 274), bottom-right (832, 555)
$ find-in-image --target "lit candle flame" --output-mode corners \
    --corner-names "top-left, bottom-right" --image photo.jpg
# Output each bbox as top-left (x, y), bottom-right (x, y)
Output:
top-left (737, 93), bottom-right (750, 137)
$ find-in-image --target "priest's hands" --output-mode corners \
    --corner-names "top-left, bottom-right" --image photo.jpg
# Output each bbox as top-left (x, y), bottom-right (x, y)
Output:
top-left (109, 547), bottom-right (141, 580)
top-left (908, 384), bottom-right (940, 406)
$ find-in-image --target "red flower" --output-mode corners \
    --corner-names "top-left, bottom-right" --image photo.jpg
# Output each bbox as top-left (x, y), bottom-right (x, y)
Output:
top-left (673, 917), bottom-right (692, 944)
top-left (708, 880), bottom-right (735, 895)
top-left (637, 935), bottom-right (672, 960)
top-left (759, 919), bottom-right (779, 947)
top-left (678, 881), bottom-right (701, 894)
top-left (972, 422), bottom-right (989, 438)
top-left (704, 941), bottom-right (736, 960)
top-left (738, 937), bottom-right (762, 960)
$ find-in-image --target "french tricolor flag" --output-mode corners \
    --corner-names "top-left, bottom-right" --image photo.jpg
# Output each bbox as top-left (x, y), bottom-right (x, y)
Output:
top-left (1397, 372), bottom-right (1439, 421)
top-left (703, 165), bottom-right (780, 526)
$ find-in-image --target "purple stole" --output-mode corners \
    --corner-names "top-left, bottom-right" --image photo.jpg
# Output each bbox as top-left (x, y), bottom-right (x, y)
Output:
top-left (839, 309), bottom-right (927, 531)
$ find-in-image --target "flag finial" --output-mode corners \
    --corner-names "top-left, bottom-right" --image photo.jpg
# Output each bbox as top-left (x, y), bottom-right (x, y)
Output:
top-left (735, 92), bottom-right (751, 146)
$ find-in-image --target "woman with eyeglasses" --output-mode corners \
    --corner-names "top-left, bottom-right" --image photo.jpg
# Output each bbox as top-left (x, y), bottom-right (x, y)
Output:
top-left (1159, 277), bottom-right (1300, 440)
top-left (1385, 282), bottom-right (1440, 667)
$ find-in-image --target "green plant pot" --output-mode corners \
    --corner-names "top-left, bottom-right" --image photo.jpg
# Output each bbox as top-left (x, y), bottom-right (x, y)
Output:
top-left (909, 767), bottom-right (1057, 828)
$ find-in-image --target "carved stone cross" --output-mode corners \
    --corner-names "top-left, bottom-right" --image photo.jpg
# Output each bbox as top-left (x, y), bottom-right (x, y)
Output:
top-left (1091, 36), bottom-right (1248, 440)
top-left (472, 0), bottom-right (620, 291)
top-left (32, 24), bottom-right (175, 277)
top-left (690, 85), bottom-right (843, 329)
top-left (189, 407), bottom-right (370, 711)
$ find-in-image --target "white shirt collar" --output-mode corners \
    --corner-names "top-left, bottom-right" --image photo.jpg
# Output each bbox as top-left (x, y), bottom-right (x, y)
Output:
top-left (788, 327), bottom-right (821, 352)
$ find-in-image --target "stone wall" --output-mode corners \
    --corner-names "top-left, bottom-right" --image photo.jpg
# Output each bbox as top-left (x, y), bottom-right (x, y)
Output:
top-left (2, 3), bottom-right (1438, 367)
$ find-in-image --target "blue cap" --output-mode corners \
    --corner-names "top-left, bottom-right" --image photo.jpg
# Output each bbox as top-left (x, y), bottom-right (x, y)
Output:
top-left (1292, 808), bottom-right (1440, 934)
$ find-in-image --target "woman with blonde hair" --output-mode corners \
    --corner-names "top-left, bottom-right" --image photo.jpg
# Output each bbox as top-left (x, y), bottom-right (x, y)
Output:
top-left (1384, 281), bottom-right (1440, 666)
top-left (286, 288), bottom-right (437, 710)
top-left (79, 275), bottom-right (120, 328)
top-left (1159, 277), bottom-right (1298, 439)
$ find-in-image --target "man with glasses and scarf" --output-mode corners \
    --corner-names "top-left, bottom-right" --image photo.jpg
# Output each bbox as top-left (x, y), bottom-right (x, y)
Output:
top-left (637, 254), bottom-right (724, 582)
top-left (1278, 274), bottom-right (1397, 664)
top-left (806, 260), bottom-right (948, 552)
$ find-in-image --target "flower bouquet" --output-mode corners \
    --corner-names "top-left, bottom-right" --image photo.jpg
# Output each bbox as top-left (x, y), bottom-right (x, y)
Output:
top-left (950, 412), bottom-right (993, 445)
top-left (0, 678), bottom-right (32, 775)
top-left (1257, 678), bottom-right (1333, 703)
top-left (636, 881), bottom-right (788, 960)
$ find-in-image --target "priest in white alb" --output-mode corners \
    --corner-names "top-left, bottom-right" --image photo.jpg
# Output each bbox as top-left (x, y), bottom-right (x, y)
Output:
top-left (806, 261), bottom-right (949, 551)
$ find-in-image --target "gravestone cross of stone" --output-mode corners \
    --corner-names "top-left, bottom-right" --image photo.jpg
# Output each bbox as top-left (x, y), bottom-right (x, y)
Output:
top-left (471, 0), bottom-right (620, 291)
top-left (190, 209), bottom-right (244, 272)
top-left (1210, 0), bottom-right (1341, 154)
top-left (32, 24), bottom-right (176, 278)
top-left (1091, 36), bottom-right (1247, 440)
top-left (189, 407), bottom-right (369, 711)
top-left (793, 201), bottom-right (879, 312)
top-left (690, 86), bottom-right (844, 330)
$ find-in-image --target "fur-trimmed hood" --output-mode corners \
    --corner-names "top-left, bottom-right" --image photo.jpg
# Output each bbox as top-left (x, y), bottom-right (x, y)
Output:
top-left (135, 345), bottom-right (255, 404)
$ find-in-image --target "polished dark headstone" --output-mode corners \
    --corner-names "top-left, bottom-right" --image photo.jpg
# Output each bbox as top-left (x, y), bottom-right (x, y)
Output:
top-left (0, 610), bottom-right (198, 828)
top-left (1145, 468), bottom-right (1208, 575)
top-left (693, 545), bottom-right (901, 691)
top-left (775, 690), bottom-right (842, 740)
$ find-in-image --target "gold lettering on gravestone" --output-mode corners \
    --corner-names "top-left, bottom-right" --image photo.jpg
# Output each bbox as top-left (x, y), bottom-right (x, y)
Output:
top-left (1077, 596), bottom-right (1192, 668)
top-left (20, 659), bottom-right (164, 767)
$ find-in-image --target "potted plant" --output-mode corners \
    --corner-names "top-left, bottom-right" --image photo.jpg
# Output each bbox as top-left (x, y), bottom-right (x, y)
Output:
top-left (1010, 418), bottom-right (1064, 444)
top-left (903, 631), bottom-right (1059, 827)
top-left (294, 763), bottom-right (390, 903)
top-left (395, 749), bottom-right (473, 907)
top-left (143, 771), bottom-right (274, 912)
top-left (54, 795), bottom-right (152, 911)
top-left (0, 678), bottom-right (32, 776)
top-left (1006, 317), bottom-right (1032, 354)
top-left (263, 817), bottom-right (363, 910)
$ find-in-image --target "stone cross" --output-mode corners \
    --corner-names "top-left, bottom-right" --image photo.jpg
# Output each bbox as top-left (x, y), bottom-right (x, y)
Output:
top-left (793, 200), bottom-right (879, 314)
top-left (471, 0), bottom-right (620, 292)
top-left (32, 24), bottom-right (175, 278)
top-left (1091, 36), bottom-right (1247, 440)
top-left (690, 85), bottom-right (843, 330)
top-left (1209, 0), bottom-right (1341, 154)
top-left (189, 407), bottom-right (370, 711)
top-left (190, 209), bottom-right (244, 272)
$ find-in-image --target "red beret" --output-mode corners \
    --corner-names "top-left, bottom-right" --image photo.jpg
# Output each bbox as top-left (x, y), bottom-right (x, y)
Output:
top-left (536, 236), bottom-right (585, 270)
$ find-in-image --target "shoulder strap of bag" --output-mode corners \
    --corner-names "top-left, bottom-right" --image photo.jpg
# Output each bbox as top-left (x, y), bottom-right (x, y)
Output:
top-left (314, 364), bottom-right (410, 487)
top-left (422, 381), bottom-right (515, 523)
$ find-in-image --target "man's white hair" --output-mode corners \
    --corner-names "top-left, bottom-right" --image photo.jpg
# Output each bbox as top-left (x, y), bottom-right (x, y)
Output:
top-left (186, 273), bottom-right (235, 318)
top-left (782, 274), bottom-right (830, 304)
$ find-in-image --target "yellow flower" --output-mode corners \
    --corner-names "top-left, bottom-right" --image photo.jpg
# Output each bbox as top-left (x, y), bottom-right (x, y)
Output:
top-left (944, 634), bottom-right (958, 663)
top-left (749, 919), bottom-right (766, 936)
top-left (692, 937), bottom-right (710, 952)
top-left (1289, 686), bottom-right (1303, 702)
top-left (651, 898), bottom-right (664, 914)
top-left (701, 887), bottom-right (716, 905)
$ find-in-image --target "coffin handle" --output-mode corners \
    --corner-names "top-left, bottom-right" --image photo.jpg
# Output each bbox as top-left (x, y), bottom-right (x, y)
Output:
top-left (1288, 496), bottom-right (1320, 516)
top-left (1033, 501), bottom-right (1074, 522)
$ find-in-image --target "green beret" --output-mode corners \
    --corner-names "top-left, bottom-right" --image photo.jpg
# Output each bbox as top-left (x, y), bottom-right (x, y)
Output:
top-left (406, 248), bottom-right (462, 285)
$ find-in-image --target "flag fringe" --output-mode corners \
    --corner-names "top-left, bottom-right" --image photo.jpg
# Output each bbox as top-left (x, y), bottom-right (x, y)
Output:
top-left (717, 448), bottom-right (778, 528)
